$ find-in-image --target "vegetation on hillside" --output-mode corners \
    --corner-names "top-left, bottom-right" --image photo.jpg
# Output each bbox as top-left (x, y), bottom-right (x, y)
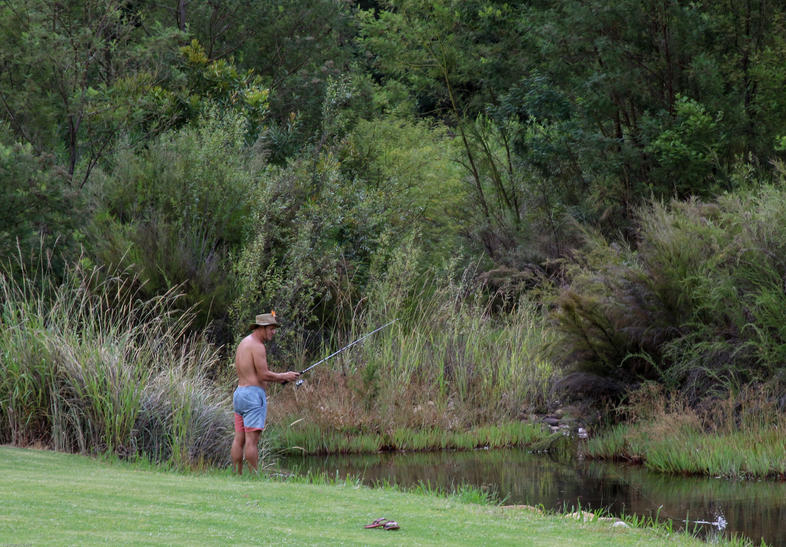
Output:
top-left (1, 0), bottom-right (785, 469)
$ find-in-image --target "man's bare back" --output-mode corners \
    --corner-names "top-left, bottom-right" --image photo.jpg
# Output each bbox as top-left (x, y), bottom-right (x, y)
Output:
top-left (235, 333), bottom-right (269, 389)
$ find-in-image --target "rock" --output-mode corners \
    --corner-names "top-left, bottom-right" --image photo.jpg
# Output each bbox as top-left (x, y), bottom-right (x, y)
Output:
top-left (542, 416), bottom-right (560, 426)
top-left (554, 405), bottom-right (582, 420)
top-left (612, 521), bottom-right (629, 528)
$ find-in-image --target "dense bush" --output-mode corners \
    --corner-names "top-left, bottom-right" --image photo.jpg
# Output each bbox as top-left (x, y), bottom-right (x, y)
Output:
top-left (553, 182), bottom-right (786, 397)
top-left (231, 113), bottom-right (467, 360)
top-left (0, 127), bottom-right (82, 279)
top-left (88, 110), bottom-right (259, 340)
top-left (270, 252), bottom-right (557, 433)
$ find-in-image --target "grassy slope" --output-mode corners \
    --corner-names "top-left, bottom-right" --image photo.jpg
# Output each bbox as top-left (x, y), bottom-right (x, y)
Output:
top-left (0, 446), bottom-right (708, 546)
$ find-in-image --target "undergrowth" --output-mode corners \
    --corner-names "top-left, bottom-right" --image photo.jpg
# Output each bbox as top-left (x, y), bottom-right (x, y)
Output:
top-left (267, 268), bottom-right (556, 446)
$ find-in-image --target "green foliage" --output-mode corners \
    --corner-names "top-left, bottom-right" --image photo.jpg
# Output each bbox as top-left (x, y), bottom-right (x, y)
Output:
top-left (645, 95), bottom-right (725, 197)
top-left (234, 0), bottom-right (357, 150)
top-left (232, 111), bottom-right (467, 357)
top-left (358, 0), bottom-right (786, 258)
top-left (358, 0), bottom-right (530, 118)
top-left (0, 127), bottom-right (82, 277)
top-left (553, 183), bottom-right (786, 394)
top-left (176, 40), bottom-right (270, 140)
top-left (340, 116), bottom-right (465, 268)
top-left (90, 109), bottom-right (258, 333)
top-left (0, 0), bottom-right (182, 183)
top-left (359, 2), bottom-right (566, 267)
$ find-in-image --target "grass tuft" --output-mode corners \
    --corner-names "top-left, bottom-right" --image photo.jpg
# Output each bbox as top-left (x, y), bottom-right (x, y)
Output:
top-left (0, 260), bottom-right (232, 467)
top-left (584, 385), bottom-right (786, 479)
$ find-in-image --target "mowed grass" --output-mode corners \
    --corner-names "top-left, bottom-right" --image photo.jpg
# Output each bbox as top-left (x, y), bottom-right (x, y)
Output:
top-left (0, 446), bottom-right (712, 546)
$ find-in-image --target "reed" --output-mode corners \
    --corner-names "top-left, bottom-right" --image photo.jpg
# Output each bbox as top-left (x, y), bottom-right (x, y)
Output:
top-left (0, 261), bottom-right (232, 467)
top-left (583, 424), bottom-right (633, 460)
top-left (270, 272), bottom-right (556, 451)
top-left (266, 420), bottom-right (551, 455)
top-left (584, 387), bottom-right (786, 479)
top-left (363, 272), bottom-right (558, 418)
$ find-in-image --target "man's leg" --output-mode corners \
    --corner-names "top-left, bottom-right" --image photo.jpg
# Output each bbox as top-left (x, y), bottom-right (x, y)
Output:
top-left (243, 429), bottom-right (262, 473)
top-left (231, 429), bottom-right (245, 475)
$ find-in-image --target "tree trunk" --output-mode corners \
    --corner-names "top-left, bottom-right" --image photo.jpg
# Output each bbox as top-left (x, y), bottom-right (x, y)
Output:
top-left (177, 0), bottom-right (187, 31)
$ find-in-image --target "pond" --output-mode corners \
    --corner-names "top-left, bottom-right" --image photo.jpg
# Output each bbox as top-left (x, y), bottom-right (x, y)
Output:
top-left (280, 448), bottom-right (786, 546)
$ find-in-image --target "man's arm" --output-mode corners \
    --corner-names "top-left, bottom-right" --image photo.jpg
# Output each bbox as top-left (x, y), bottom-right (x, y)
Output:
top-left (253, 343), bottom-right (300, 384)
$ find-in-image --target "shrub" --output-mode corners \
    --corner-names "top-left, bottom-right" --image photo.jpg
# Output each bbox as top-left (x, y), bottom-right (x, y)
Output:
top-left (88, 109), bottom-right (257, 338)
top-left (553, 184), bottom-right (786, 396)
top-left (231, 114), bottom-right (467, 360)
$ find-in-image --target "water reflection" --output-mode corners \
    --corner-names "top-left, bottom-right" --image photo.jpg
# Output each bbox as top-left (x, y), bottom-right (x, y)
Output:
top-left (279, 448), bottom-right (786, 546)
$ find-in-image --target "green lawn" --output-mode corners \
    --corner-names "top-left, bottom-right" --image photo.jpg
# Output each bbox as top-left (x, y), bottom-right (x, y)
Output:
top-left (0, 446), bottom-right (712, 546)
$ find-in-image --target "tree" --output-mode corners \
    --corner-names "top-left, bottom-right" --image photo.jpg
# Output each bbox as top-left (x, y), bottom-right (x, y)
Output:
top-left (237, 0), bottom-right (358, 150)
top-left (358, 1), bottom-right (544, 263)
top-left (0, 125), bottom-right (81, 277)
top-left (0, 0), bottom-right (180, 186)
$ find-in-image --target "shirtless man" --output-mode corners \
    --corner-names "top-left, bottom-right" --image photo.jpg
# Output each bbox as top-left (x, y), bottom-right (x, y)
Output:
top-left (231, 312), bottom-right (299, 475)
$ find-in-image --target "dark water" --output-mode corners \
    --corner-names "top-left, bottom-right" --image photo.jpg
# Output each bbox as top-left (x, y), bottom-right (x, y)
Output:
top-left (280, 448), bottom-right (786, 546)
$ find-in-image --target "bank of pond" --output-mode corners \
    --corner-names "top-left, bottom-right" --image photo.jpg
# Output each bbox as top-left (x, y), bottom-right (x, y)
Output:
top-left (267, 419), bottom-right (786, 481)
top-left (277, 444), bottom-right (785, 546)
top-left (266, 419), bottom-right (784, 545)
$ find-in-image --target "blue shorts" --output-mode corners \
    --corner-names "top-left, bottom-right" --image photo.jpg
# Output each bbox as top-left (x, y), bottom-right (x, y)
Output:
top-left (233, 386), bottom-right (267, 432)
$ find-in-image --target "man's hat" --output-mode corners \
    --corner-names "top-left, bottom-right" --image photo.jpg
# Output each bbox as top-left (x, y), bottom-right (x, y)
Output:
top-left (249, 310), bottom-right (280, 330)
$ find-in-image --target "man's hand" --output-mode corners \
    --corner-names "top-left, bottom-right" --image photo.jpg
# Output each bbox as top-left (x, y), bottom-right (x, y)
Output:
top-left (281, 371), bottom-right (300, 383)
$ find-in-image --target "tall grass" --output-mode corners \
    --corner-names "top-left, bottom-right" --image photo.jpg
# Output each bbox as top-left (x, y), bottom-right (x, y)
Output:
top-left (370, 270), bottom-right (556, 419)
top-left (0, 261), bottom-right (232, 467)
top-left (587, 422), bottom-right (786, 479)
top-left (584, 385), bottom-right (786, 479)
top-left (268, 264), bottom-right (556, 451)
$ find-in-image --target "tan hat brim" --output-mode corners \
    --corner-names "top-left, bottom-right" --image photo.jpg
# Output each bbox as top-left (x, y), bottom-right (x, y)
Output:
top-left (249, 321), bottom-right (280, 330)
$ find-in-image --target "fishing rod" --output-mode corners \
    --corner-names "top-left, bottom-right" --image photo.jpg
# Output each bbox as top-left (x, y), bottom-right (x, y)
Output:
top-left (293, 319), bottom-right (398, 387)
